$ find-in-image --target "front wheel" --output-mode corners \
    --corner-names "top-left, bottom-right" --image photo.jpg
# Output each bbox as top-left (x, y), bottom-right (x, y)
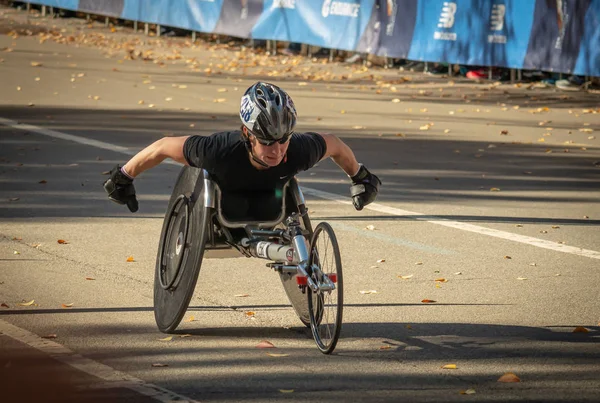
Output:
top-left (307, 222), bottom-right (343, 354)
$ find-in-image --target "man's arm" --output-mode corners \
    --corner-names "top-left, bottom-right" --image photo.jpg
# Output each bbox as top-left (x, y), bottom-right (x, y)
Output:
top-left (317, 132), bottom-right (381, 211)
top-left (123, 136), bottom-right (190, 178)
top-left (318, 132), bottom-right (360, 177)
top-left (103, 136), bottom-right (190, 212)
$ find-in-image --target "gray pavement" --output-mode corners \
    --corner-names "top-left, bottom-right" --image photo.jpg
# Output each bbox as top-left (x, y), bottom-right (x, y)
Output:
top-left (1, 5), bottom-right (599, 403)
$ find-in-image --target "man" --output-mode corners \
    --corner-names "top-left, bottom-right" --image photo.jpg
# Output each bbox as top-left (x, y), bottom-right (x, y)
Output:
top-left (104, 82), bottom-right (381, 219)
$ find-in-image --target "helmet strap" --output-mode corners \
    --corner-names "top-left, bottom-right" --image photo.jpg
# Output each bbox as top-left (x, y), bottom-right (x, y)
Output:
top-left (241, 131), bottom-right (270, 168)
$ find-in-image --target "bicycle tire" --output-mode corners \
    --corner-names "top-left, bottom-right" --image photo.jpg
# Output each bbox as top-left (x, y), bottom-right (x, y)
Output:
top-left (307, 222), bottom-right (343, 354)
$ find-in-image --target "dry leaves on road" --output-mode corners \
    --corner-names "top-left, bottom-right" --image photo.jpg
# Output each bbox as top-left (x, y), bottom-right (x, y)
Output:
top-left (61, 303), bottom-right (74, 308)
top-left (573, 326), bottom-right (589, 333)
top-left (360, 290), bottom-right (378, 294)
top-left (152, 363), bottom-right (168, 367)
top-left (57, 239), bottom-right (69, 244)
top-left (18, 300), bottom-right (35, 306)
top-left (158, 336), bottom-right (173, 341)
top-left (460, 389), bottom-right (476, 395)
top-left (42, 334), bottom-right (57, 339)
top-left (256, 340), bottom-right (275, 348)
top-left (498, 372), bottom-right (521, 382)
top-left (126, 256), bottom-right (135, 262)
top-left (441, 364), bottom-right (457, 369)
top-left (421, 299), bottom-right (436, 303)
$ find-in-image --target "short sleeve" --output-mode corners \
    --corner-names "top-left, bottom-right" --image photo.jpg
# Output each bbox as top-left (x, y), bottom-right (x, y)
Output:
top-left (289, 132), bottom-right (327, 172)
top-left (182, 135), bottom-right (218, 169)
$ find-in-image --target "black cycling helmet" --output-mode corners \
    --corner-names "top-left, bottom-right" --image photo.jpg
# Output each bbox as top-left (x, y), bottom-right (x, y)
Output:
top-left (239, 82), bottom-right (297, 142)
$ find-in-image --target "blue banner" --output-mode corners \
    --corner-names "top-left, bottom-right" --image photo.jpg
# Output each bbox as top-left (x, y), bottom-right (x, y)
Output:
top-left (22, 0), bottom-right (600, 76)
top-left (213, 0), bottom-right (264, 38)
top-left (252, 0), bottom-right (376, 51)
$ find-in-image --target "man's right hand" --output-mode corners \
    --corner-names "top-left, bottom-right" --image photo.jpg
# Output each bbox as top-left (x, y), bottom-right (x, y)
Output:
top-left (103, 164), bottom-right (139, 212)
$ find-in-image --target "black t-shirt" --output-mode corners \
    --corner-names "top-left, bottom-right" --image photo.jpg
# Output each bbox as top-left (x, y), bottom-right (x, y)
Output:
top-left (183, 130), bottom-right (327, 192)
top-left (182, 131), bottom-right (327, 221)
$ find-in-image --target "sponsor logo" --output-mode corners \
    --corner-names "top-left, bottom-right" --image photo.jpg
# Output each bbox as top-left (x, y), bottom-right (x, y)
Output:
top-left (322, 0), bottom-right (360, 18)
top-left (286, 248), bottom-right (294, 262)
top-left (434, 2), bottom-right (457, 41)
top-left (488, 3), bottom-right (506, 43)
top-left (437, 2), bottom-right (456, 28)
top-left (273, 0), bottom-right (296, 9)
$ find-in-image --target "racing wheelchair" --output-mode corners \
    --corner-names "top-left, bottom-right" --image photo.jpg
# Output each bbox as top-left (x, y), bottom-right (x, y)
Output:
top-left (153, 166), bottom-right (343, 354)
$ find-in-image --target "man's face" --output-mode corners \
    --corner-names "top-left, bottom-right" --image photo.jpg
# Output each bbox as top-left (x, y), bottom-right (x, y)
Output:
top-left (245, 129), bottom-right (290, 167)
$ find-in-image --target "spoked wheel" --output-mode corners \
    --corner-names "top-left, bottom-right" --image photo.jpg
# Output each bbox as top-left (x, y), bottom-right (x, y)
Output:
top-left (307, 222), bottom-right (343, 354)
top-left (154, 166), bottom-right (209, 333)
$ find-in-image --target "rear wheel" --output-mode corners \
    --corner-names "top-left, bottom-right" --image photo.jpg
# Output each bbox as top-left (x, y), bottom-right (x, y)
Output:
top-left (154, 167), bottom-right (209, 333)
top-left (307, 222), bottom-right (343, 354)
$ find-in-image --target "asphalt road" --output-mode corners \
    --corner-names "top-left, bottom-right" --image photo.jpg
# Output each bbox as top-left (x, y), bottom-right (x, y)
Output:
top-left (1, 6), bottom-right (599, 403)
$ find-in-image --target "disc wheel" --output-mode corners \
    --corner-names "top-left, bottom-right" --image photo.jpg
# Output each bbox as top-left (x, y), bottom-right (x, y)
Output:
top-left (154, 166), bottom-right (209, 333)
top-left (307, 222), bottom-right (343, 354)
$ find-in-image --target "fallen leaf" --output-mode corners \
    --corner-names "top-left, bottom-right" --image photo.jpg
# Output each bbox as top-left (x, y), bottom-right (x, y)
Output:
top-left (421, 299), bottom-right (436, 303)
top-left (517, 277), bottom-right (528, 281)
top-left (42, 334), bottom-right (57, 339)
top-left (365, 225), bottom-right (376, 230)
top-left (61, 303), bottom-right (74, 308)
top-left (185, 316), bottom-right (196, 322)
top-left (490, 188), bottom-right (501, 191)
top-left (165, 97), bottom-right (173, 101)
top-left (217, 88), bottom-right (227, 92)
top-left (529, 263), bottom-right (537, 267)
top-left (256, 340), bottom-right (275, 348)
top-left (126, 256), bottom-right (135, 262)
top-left (498, 372), bottom-right (520, 383)
top-left (391, 98), bottom-right (401, 103)
top-left (158, 336), bottom-right (173, 341)
top-left (38, 180), bottom-right (47, 184)
top-left (500, 130), bottom-right (509, 135)
top-left (552, 226), bottom-right (560, 229)
top-left (1, 303), bottom-right (9, 308)
top-left (573, 326), bottom-right (589, 333)
top-left (504, 256), bottom-right (512, 259)
top-left (57, 239), bottom-right (68, 244)
top-left (398, 274), bottom-right (414, 279)
top-left (441, 364), bottom-right (457, 369)
top-left (379, 345), bottom-right (392, 350)
top-left (279, 390), bottom-right (294, 393)
top-left (352, 125), bottom-right (366, 129)
top-left (235, 294), bottom-right (249, 297)
top-left (245, 311), bottom-right (256, 317)
top-left (30, 61), bottom-right (42, 67)
top-left (415, 262), bottom-right (423, 265)
top-left (9, 198), bottom-right (20, 202)
top-left (151, 363), bottom-right (168, 367)
top-left (419, 124), bottom-right (430, 131)
top-left (85, 277), bottom-right (95, 280)
top-left (376, 259), bottom-right (386, 263)
top-left (444, 129), bottom-right (451, 133)
top-left (460, 389), bottom-right (476, 395)
top-left (267, 353), bottom-right (290, 357)
top-left (179, 334), bottom-right (192, 338)
top-left (435, 278), bottom-right (448, 283)
top-left (359, 290), bottom-right (378, 294)
top-left (13, 250), bottom-right (20, 255)
top-left (214, 98), bottom-right (226, 103)
top-left (18, 300), bottom-right (35, 306)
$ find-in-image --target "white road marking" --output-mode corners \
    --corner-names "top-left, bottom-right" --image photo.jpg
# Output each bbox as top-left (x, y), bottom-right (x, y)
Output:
top-left (2, 116), bottom-right (599, 260)
top-left (0, 319), bottom-right (199, 403)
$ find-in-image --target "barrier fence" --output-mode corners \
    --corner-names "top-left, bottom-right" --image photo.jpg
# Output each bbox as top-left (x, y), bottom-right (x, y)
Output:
top-left (21, 0), bottom-right (600, 77)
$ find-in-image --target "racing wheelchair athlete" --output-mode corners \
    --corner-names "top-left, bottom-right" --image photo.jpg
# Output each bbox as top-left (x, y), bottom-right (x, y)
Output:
top-left (104, 82), bottom-right (381, 353)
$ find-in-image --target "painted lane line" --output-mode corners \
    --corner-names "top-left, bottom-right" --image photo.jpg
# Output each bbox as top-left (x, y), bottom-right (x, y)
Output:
top-left (0, 319), bottom-right (199, 403)
top-left (2, 116), bottom-right (599, 260)
top-left (302, 188), bottom-right (600, 260)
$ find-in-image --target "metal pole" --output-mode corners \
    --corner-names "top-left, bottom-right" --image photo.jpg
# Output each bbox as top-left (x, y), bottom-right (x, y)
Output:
top-left (192, 31), bottom-right (196, 42)
top-left (26, 2), bottom-right (31, 11)
top-left (133, 20), bottom-right (138, 32)
top-left (144, 23), bottom-right (149, 35)
top-left (489, 66), bottom-right (492, 80)
top-left (105, 17), bottom-right (109, 27)
top-left (448, 64), bottom-right (453, 77)
top-left (41, 5), bottom-right (46, 16)
top-left (330, 49), bottom-right (334, 63)
top-left (86, 13), bottom-right (90, 22)
top-left (510, 68), bottom-right (516, 83)
top-left (157, 24), bottom-right (161, 37)
top-left (49, 6), bottom-right (54, 18)
top-left (273, 40), bottom-right (277, 55)
top-left (517, 69), bottom-right (522, 81)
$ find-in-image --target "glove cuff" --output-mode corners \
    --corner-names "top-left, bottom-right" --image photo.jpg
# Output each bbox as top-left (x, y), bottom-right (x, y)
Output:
top-left (351, 164), bottom-right (369, 182)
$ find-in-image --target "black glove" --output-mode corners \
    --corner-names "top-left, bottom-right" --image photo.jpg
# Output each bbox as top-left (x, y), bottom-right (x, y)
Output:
top-left (103, 164), bottom-right (139, 212)
top-left (350, 164), bottom-right (381, 211)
